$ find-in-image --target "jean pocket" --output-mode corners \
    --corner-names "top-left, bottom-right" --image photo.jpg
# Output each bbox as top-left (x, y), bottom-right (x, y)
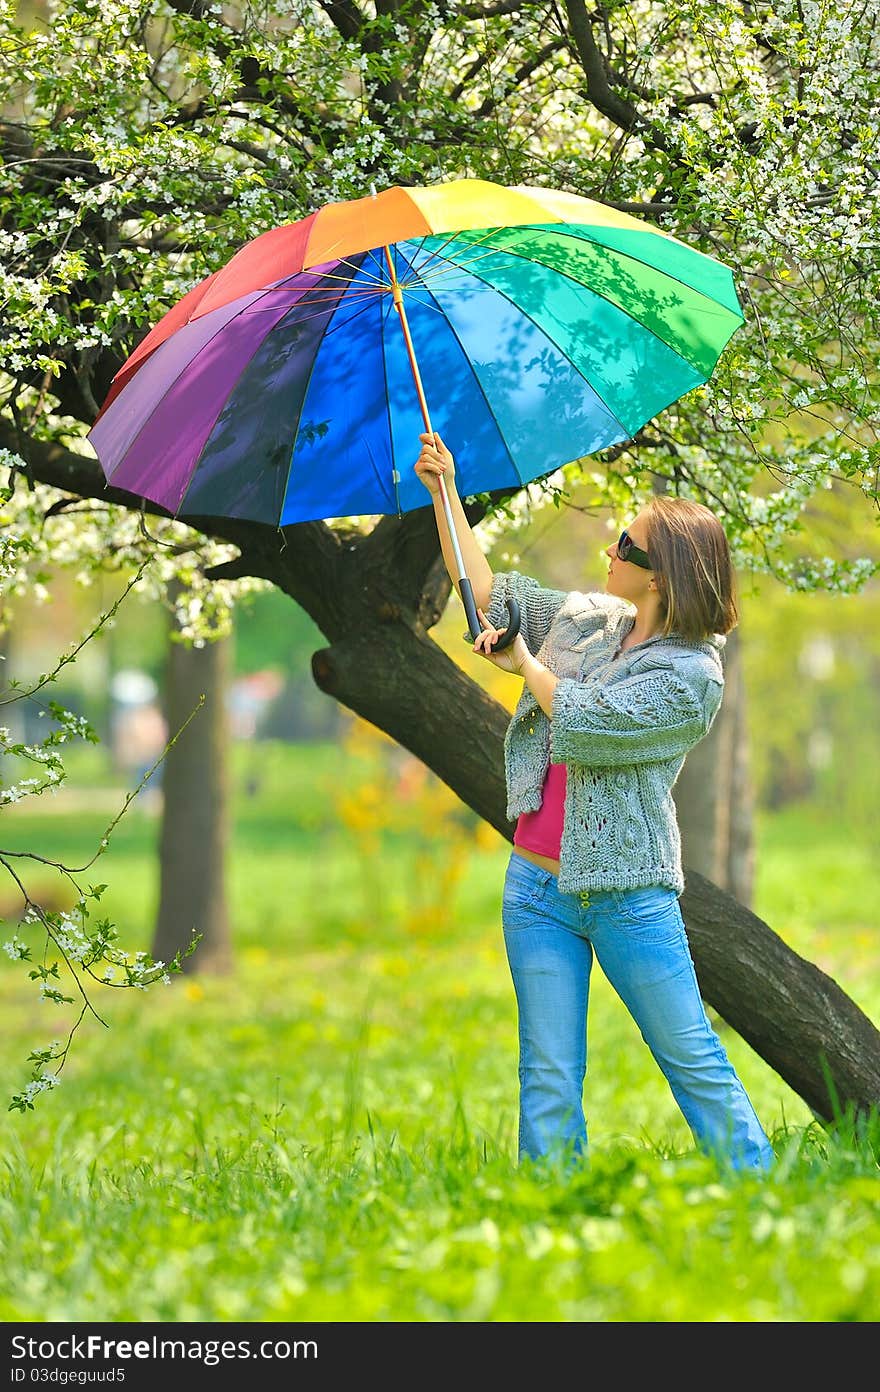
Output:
top-left (612, 885), bottom-right (681, 933)
top-left (502, 858), bottom-right (549, 923)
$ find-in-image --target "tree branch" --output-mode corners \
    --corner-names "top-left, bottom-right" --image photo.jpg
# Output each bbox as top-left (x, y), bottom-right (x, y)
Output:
top-left (563, 0), bottom-right (645, 132)
top-left (318, 0), bottom-right (366, 39)
top-left (460, 1), bottom-right (528, 16)
top-left (162, 0), bottom-right (331, 144)
top-left (472, 38), bottom-right (569, 120)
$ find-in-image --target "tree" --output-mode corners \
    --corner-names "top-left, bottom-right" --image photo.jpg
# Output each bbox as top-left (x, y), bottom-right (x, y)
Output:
top-left (152, 578), bottom-right (233, 975)
top-left (675, 626), bottom-right (756, 904)
top-left (3, 0), bottom-right (879, 1122)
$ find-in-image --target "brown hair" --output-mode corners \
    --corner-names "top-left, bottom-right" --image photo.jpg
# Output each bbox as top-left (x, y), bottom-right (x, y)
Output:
top-left (644, 496), bottom-right (739, 643)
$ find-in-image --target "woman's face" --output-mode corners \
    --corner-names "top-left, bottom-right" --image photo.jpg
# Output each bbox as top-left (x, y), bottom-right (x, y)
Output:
top-left (604, 509), bottom-right (655, 605)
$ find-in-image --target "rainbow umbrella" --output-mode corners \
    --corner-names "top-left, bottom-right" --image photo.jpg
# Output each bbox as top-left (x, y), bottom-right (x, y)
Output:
top-left (88, 179), bottom-right (745, 647)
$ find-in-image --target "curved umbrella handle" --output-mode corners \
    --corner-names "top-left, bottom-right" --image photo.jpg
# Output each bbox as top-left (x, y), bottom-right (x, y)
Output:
top-left (490, 598), bottom-right (521, 652)
top-left (460, 580), bottom-right (521, 651)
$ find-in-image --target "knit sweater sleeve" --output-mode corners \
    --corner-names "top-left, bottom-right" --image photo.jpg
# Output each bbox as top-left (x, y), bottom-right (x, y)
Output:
top-left (463, 569), bottom-right (568, 656)
top-left (549, 665), bottom-right (722, 767)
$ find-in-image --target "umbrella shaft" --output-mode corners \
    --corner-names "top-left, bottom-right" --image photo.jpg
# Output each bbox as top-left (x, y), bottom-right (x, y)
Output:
top-left (384, 244), bottom-right (471, 588)
top-left (436, 476), bottom-right (470, 587)
top-left (384, 245), bottom-right (433, 434)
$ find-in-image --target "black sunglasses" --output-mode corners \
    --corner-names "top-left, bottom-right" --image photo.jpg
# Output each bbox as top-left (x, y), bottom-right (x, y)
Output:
top-left (616, 528), bottom-right (653, 570)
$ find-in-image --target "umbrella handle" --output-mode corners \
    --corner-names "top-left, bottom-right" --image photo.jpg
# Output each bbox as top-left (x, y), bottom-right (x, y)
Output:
top-left (460, 580), bottom-right (521, 651)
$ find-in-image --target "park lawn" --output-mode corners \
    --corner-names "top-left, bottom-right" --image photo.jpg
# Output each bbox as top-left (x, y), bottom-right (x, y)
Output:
top-left (0, 741), bottom-right (877, 1322)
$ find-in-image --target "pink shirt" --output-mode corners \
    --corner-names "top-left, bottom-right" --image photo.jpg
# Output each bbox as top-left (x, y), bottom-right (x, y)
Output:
top-left (513, 761), bottom-right (567, 859)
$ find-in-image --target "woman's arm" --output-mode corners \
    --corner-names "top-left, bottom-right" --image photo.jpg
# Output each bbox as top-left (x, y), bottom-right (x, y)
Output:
top-left (515, 649), bottom-right (559, 714)
top-left (548, 667), bottom-right (722, 767)
top-left (415, 431), bottom-right (570, 654)
top-left (416, 431), bottom-right (493, 609)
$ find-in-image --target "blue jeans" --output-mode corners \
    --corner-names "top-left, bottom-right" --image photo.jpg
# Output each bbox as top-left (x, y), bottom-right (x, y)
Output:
top-left (502, 850), bottom-right (774, 1172)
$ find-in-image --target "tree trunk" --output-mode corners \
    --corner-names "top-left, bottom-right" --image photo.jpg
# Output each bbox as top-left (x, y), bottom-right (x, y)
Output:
top-left (682, 868), bottom-right (880, 1124)
top-left (675, 699), bottom-right (730, 889)
top-left (725, 627), bottom-right (757, 906)
top-left (151, 585), bottom-right (233, 975)
top-left (676, 624), bottom-right (755, 906)
top-left (0, 619), bottom-right (25, 747)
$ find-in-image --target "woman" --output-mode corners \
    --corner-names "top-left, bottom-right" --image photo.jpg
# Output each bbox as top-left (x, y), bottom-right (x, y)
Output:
top-left (415, 430), bottom-right (774, 1173)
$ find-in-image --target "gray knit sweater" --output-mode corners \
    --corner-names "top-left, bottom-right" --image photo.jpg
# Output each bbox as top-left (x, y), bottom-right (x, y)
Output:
top-left (473, 569), bottom-right (726, 895)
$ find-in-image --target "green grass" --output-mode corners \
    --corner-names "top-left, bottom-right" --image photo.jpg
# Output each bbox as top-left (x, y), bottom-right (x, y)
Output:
top-left (0, 742), bottom-right (878, 1322)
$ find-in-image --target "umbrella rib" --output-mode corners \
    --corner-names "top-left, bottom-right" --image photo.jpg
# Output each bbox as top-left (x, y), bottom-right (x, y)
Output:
top-left (263, 286), bottom-right (377, 310)
top-left (391, 244), bottom-right (522, 492)
top-left (216, 287), bottom-right (386, 513)
top-left (398, 228), bottom-right (508, 286)
top-left (286, 267), bottom-right (374, 288)
top-left (317, 227), bottom-right (712, 306)
top-left (168, 266), bottom-right (367, 516)
top-left (274, 293), bottom-right (351, 529)
top-left (263, 286), bottom-right (390, 329)
top-left (99, 281), bottom-right (320, 495)
top-left (322, 291), bottom-right (387, 339)
top-left (379, 293), bottom-right (400, 517)
top-left (407, 243), bottom-right (634, 445)
top-left (533, 223), bottom-right (743, 308)
top-left (395, 232), bottom-right (462, 284)
top-left (279, 265), bottom-right (399, 525)
top-left (407, 234), bottom-right (732, 375)
top-left (400, 244), bottom-right (516, 291)
top-left (362, 244), bottom-right (396, 286)
top-left (303, 255), bottom-right (389, 290)
top-left (422, 224), bottom-right (740, 319)
top-left (407, 239), bottom-right (595, 293)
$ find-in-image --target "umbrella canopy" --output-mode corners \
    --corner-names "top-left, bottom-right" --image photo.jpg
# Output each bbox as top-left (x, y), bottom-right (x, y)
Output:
top-left (88, 179), bottom-right (744, 529)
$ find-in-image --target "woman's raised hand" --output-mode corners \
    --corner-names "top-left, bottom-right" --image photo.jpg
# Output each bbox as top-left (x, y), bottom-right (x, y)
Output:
top-left (414, 431), bottom-right (456, 497)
